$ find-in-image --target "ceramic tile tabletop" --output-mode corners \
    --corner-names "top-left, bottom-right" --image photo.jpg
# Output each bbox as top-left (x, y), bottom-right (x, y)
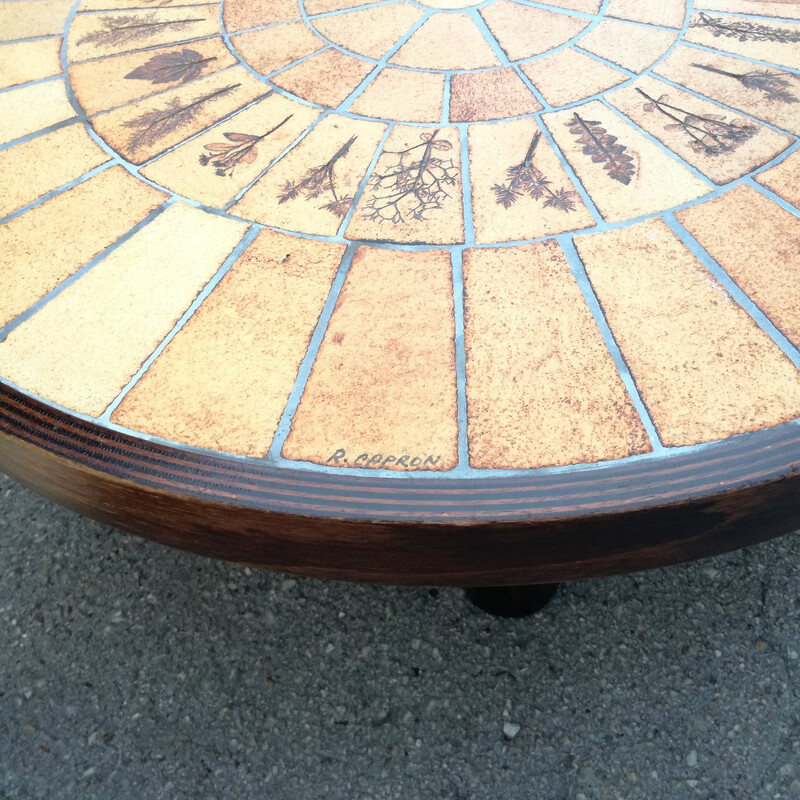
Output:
top-left (1, 0), bottom-right (800, 479)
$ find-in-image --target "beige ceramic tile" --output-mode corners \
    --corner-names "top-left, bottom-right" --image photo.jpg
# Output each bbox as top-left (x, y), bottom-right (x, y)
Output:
top-left (67, 7), bottom-right (219, 62)
top-left (578, 20), bottom-right (678, 73)
top-left (468, 118), bottom-right (593, 243)
top-left (0, 125), bottom-right (109, 219)
top-left (223, 0), bottom-right (299, 32)
top-left (654, 46), bottom-right (800, 136)
top-left (480, 0), bottom-right (588, 61)
top-left (0, 80), bottom-right (76, 146)
top-left (756, 149), bottom-right (800, 208)
top-left (606, 0), bottom-right (686, 28)
top-left (231, 21), bottom-right (325, 76)
top-left (282, 247), bottom-right (458, 472)
top-left (347, 125), bottom-right (464, 244)
top-left (0, 167), bottom-right (167, 328)
top-left (391, 14), bottom-right (501, 70)
top-left (676, 185), bottom-right (800, 349)
top-left (575, 218), bottom-right (800, 446)
top-left (232, 114), bottom-right (386, 235)
top-left (543, 100), bottom-right (711, 223)
top-left (80, 0), bottom-right (214, 7)
top-left (349, 68), bottom-right (444, 123)
top-left (68, 38), bottom-right (236, 117)
top-left (683, 12), bottom-right (800, 71)
top-left (520, 47), bottom-right (627, 107)
top-left (464, 242), bottom-right (650, 469)
top-left (313, 3), bottom-right (423, 60)
top-left (0, 203), bottom-right (248, 417)
top-left (0, 39), bottom-right (62, 90)
top-left (538, 0), bottom-right (601, 12)
top-left (607, 75), bottom-right (792, 184)
top-left (143, 93), bottom-right (320, 209)
top-left (304, 0), bottom-right (371, 13)
top-left (449, 68), bottom-right (541, 123)
top-left (92, 67), bottom-right (268, 165)
top-left (271, 49), bottom-right (374, 108)
top-left (112, 231), bottom-right (345, 456)
top-left (693, 0), bottom-right (800, 19)
top-left (0, 0), bottom-right (74, 40)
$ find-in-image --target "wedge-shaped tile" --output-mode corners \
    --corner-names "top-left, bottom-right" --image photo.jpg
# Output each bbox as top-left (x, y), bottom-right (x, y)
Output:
top-left (0, 39), bottom-right (62, 90)
top-left (578, 19), bottom-right (677, 73)
top-left (756, 149), bottom-right (800, 209)
top-left (605, 0), bottom-right (685, 28)
top-left (537, 0), bottom-right (600, 11)
top-left (575, 218), bottom-right (800, 446)
top-left (230, 21), bottom-right (325, 75)
top-left (282, 247), bottom-right (458, 472)
top-left (223, 0), bottom-right (299, 32)
top-left (304, 0), bottom-right (369, 13)
top-left (464, 242), bottom-right (650, 469)
top-left (0, 80), bottom-right (76, 146)
top-left (349, 68), bottom-right (444, 123)
top-left (449, 68), bottom-right (540, 123)
top-left (0, 0), bottom-right (74, 40)
top-left (0, 203), bottom-right (248, 417)
top-left (112, 231), bottom-right (345, 456)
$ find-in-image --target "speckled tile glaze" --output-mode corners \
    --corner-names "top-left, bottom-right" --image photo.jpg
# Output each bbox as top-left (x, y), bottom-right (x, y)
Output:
top-left (222, 0), bottom-right (299, 32)
top-left (0, 39), bottom-right (63, 91)
top-left (756, 149), bottom-right (800, 208)
top-left (0, 80), bottom-right (76, 146)
top-left (348, 68), bottom-right (444, 123)
top-left (577, 19), bottom-right (678, 73)
top-left (449, 68), bottom-right (541, 123)
top-left (0, 0), bottom-right (74, 40)
top-left (230, 22), bottom-right (325, 76)
top-left (605, 0), bottom-right (685, 28)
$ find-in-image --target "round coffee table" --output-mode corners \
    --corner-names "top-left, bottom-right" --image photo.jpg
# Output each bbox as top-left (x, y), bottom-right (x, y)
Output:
top-left (2, 0), bottom-right (800, 615)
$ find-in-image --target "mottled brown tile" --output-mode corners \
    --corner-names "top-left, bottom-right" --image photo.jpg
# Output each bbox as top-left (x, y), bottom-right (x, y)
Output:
top-left (231, 21), bottom-right (325, 76)
top-left (756, 149), bottom-right (800, 208)
top-left (282, 246), bottom-right (458, 472)
top-left (80, 0), bottom-right (213, 8)
top-left (0, 39), bottom-right (62, 90)
top-left (606, 0), bottom-right (685, 28)
top-left (349, 68), bottom-right (444, 123)
top-left (693, 0), bottom-right (800, 18)
top-left (539, 0), bottom-right (601, 11)
top-left (112, 231), bottom-right (345, 456)
top-left (578, 19), bottom-right (677, 73)
top-left (449, 68), bottom-right (540, 123)
top-left (0, 0), bottom-right (74, 40)
top-left (575, 218), bottom-right (800, 446)
top-left (223, 0), bottom-right (299, 32)
top-left (0, 80), bottom-right (76, 146)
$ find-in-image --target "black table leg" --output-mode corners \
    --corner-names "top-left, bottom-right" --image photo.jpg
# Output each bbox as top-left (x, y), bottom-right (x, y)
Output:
top-left (465, 583), bottom-right (560, 618)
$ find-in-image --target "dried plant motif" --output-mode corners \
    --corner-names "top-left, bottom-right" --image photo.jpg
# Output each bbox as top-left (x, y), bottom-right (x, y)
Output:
top-left (199, 115), bottom-right (292, 177)
top-left (124, 49), bottom-right (216, 85)
top-left (638, 88), bottom-right (758, 156)
top-left (278, 136), bottom-right (357, 218)
top-left (492, 132), bottom-right (577, 212)
top-left (567, 114), bottom-right (635, 185)
top-left (76, 13), bottom-right (204, 48)
top-left (123, 83), bottom-right (241, 154)
top-left (690, 62), bottom-right (798, 104)
top-left (693, 12), bottom-right (800, 43)
top-left (363, 130), bottom-right (458, 224)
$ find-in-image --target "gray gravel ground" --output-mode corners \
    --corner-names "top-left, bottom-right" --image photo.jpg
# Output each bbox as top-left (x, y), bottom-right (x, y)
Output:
top-left (1, 472), bottom-right (799, 800)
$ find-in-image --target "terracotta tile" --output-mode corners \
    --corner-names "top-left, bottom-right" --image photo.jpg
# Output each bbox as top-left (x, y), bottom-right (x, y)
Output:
top-left (543, 100), bottom-right (710, 223)
top-left (231, 114), bottom-right (386, 235)
top-left (391, 14), bottom-right (501, 70)
top-left (520, 47), bottom-right (627, 107)
top-left (0, 80), bottom-right (76, 146)
top-left (231, 22), bottom-right (325, 76)
top-left (537, 0), bottom-right (601, 11)
top-left (0, 167), bottom-right (167, 328)
top-left (606, 0), bottom-right (685, 29)
top-left (0, 0), bottom-right (74, 40)
top-left (464, 242), bottom-right (650, 469)
top-left (304, 0), bottom-right (371, 13)
top-left (0, 203), bottom-right (248, 417)
top-left (449, 68), bottom-right (541, 123)
top-left (0, 125), bottom-right (109, 219)
top-left (676, 185), bottom-right (800, 350)
top-left (282, 246), bottom-right (458, 472)
top-left (468, 118), bottom-right (592, 243)
top-left (313, 2), bottom-right (423, 60)
top-left (654, 45), bottom-right (800, 136)
top-left (756, 149), bottom-right (800, 208)
top-left (112, 231), bottom-right (345, 456)
top-left (691, 0), bottom-right (800, 19)
top-left (480, 0), bottom-right (588, 61)
top-left (92, 67), bottom-right (268, 165)
top-left (68, 7), bottom-right (220, 62)
top-left (346, 125), bottom-right (464, 244)
top-left (578, 19), bottom-right (677, 73)
top-left (575, 218), bottom-right (800, 447)
top-left (81, 0), bottom-right (213, 7)
top-left (607, 75), bottom-right (792, 185)
top-left (68, 38), bottom-right (237, 117)
top-left (0, 39), bottom-right (62, 90)
top-left (271, 49), bottom-right (373, 108)
top-left (142, 92), bottom-right (320, 209)
top-left (683, 12), bottom-right (800, 71)
top-left (349, 68), bottom-right (444, 123)
top-left (223, 0), bottom-right (299, 32)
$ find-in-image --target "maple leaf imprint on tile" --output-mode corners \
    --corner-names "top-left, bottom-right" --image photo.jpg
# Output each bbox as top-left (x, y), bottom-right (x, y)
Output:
top-left (199, 114), bottom-right (292, 177)
top-left (567, 114), bottom-right (635, 185)
top-left (125, 50), bottom-right (217, 85)
top-left (690, 63), bottom-right (798, 104)
top-left (76, 13), bottom-right (204, 48)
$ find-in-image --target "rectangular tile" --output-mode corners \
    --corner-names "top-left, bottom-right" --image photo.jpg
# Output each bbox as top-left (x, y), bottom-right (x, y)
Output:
top-left (0, 79), bottom-right (76, 146)
top-left (0, 0), bottom-right (74, 40)
top-left (0, 39), bottom-right (63, 90)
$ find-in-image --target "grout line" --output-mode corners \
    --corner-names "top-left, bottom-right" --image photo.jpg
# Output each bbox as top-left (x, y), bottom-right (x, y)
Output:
top-left (746, 175), bottom-right (800, 221)
top-left (441, 73), bottom-right (451, 126)
top-left (0, 116), bottom-right (80, 153)
top-left (0, 74), bottom-right (62, 96)
top-left (458, 123), bottom-right (476, 246)
top-left (451, 248), bottom-right (470, 469)
top-left (573, 45), bottom-right (636, 78)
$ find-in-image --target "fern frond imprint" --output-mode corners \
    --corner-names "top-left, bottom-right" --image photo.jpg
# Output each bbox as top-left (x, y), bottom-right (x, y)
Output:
top-left (200, 114), bottom-right (292, 177)
top-left (125, 49), bottom-right (217, 85)
top-left (278, 136), bottom-right (357, 218)
top-left (492, 132), bottom-right (577, 212)
top-left (123, 83), bottom-right (241, 154)
top-left (638, 88), bottom-right (758, 156)
top-left (77, 13), bottom-right (203, 48)
top-left (693, 12), bottom-right (800, 44)
top-left (690, 62), bottom-right (798, 104)
top-left (364, 130), bottom-right (459, 224)
top-left (567, 114), bottom-right (635, 185)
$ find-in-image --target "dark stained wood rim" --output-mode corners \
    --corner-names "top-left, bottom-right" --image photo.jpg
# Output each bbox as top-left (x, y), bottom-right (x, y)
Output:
top-left (2, 381), bottom-right (800, 585)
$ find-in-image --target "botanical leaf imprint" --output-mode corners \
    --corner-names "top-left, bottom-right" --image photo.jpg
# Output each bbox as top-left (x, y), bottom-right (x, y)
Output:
top-left (567, 114), bottom-right (635, 185)
top-left (200, 114), bottom-right (292, 177)
top-left (693, 12), bottom-right (800, 43)
top-left (125, 50), bottom-right (217, 85)
top-left (691, 62), bottom-right (798, 104)
top-left (77, 13), bottom-right (204, 48)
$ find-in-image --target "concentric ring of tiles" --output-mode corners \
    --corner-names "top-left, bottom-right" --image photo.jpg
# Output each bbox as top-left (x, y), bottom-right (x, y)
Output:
top-left (1, 0), bottom-right (800, 479)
